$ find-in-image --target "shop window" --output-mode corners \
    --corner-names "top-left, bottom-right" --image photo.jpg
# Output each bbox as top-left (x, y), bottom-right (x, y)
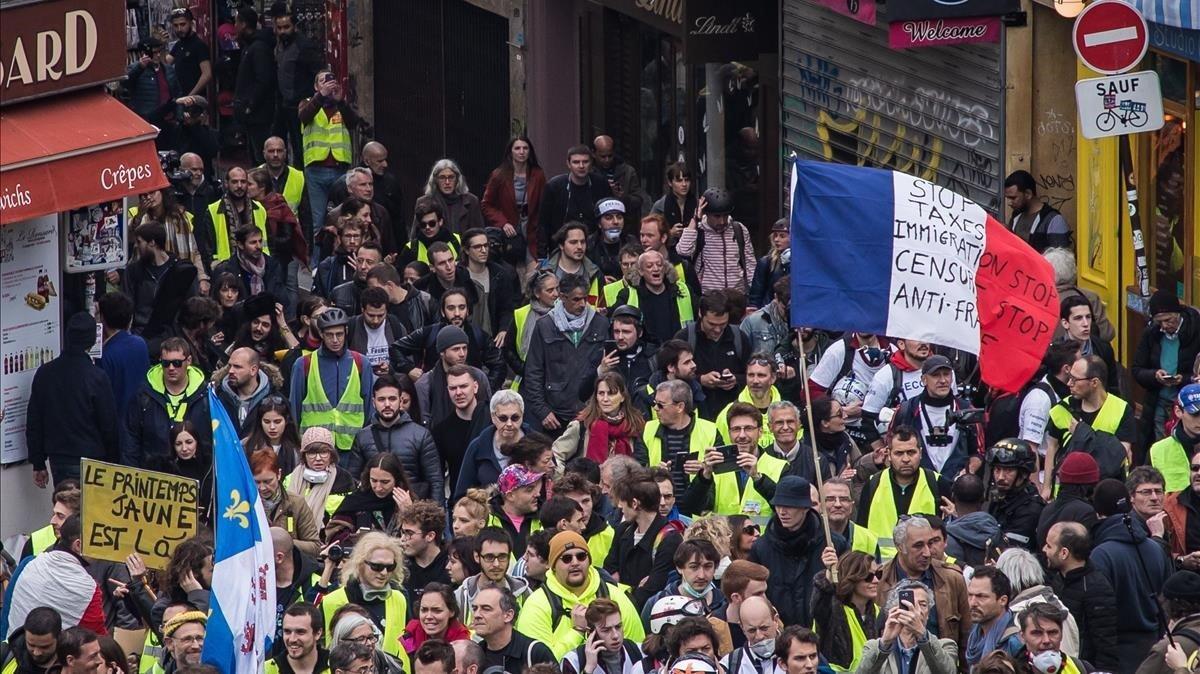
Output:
top-left (1143, 52), bottom-right (1191, 301)
top-left (692, 62), bottom-right (762, 231)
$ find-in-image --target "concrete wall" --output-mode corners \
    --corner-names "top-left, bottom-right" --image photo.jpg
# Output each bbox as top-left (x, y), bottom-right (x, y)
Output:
top-left (1, 463), bottom-right (47, 544)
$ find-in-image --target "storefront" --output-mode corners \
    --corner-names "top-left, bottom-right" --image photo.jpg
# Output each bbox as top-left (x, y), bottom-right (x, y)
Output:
top-left (781, 0), bottom-right (1008, 214)
top-left (1, 0), bottom-right (168, 539)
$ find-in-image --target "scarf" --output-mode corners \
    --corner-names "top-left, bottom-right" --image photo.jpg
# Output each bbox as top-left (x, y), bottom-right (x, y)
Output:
top-left (237, 249), bottom-right (267, 295)
top-left (520, 300), bottom-right (553, 356)
top-left (966, 611), bottom-right (1014, 665)
top-left (286, 462), bottom-right (337, 524)
top-left (333, 489), bottom-right (397, 532)
top-left (549, 299), bottom-right (593, 336)
top-left (586, 415), bottom-right (633, 462)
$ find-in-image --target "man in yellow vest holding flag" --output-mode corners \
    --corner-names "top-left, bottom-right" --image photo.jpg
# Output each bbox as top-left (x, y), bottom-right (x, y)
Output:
top-left (299, 70), bottom-right (358, 265)
top-left (288, 307), bottom-right (373, 457)
top-left (856, 426), bottom-right (943, 558)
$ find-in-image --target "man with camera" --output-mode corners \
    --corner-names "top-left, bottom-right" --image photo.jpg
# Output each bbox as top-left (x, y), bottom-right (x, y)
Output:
top-left (887, 355), bottom-right (985, 480)
top-left (172, 152), bottom-right (220, 218)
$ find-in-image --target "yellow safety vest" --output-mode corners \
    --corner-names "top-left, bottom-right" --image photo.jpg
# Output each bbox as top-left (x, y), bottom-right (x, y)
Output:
top-left (405, 233), bottom-right (462, 264)
top-left (1047, 394), bottom-right (1129, 448)
top-left (138, 631), bottom-right (164, 674)
top-left (846, 522), bottom-right (881, 559)
top-left (282, 473), bottom-right (347, 520)
top-left (302, 107), bottom-right (352, 166)
top-left (321, 586), bottom-right (409, 664)
top-left (1150, 433), bottom-right (1193, 493)
top-left (715, 387), bottom-right (781, 448)
top-left (587, 523), bottom-right (616, 569)
top-left (613, 282), bottom-right (694, 327)
top-left (256, 164), bottom-right (306, 215)
top-left (711, 451), bottom-right (788, 523)
top-left (29, 524), bottom-right (55, 556)
top-left (821, 604), bottom-right (877, 673)
top-left (866, 469), bottom-right (937, 558)
top-left (510, 304), bottom-right (536, 392)
top-left (603, 279), bottom-right (627, 308)
top-left (206, 200), bottom-right (270, 262)
top-left (264, 658), bottom-right (329, 674)
top-left (299, 354), bottom-right (366, 451)
top-left (644, 417), bottom-right (719, 468)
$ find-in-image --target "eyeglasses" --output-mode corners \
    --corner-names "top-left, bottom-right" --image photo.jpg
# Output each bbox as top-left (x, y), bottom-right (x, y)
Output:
top-left (743, 524), bottom-right (760, 535)
top-left (436, 174), bottom-right (458, 182)
top-left (263, 394), bottom-right (288, 406)
top-left (479, 553), bottom-right (508, 564)
top-left (365, 561), bottom-right (396, 573)
top-left (467, 243), bottom-right (489, 250)
top-left (337, 667), bottom-right (376, 674)
top-left (495, 414), bottom-right (522, 423)
top-left (559, 551), bottom-right (590, 564)
top-left (747, 357), bottom-right (775, 369)
top-left (161, 358), bottom-right (187, 369)
top-left (346, 634), bottom-right (379, 645)
top-left (1134, 487), bottom-right (1165, 497)
top-left (420, 219), bottom-right (439, 229)
top-left (1067, 374), bottom-right (1097, 384)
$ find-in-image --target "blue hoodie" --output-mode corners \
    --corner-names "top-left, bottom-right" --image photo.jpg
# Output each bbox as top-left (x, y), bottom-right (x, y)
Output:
top-left (1089, 514), bottom-right (1173, 635)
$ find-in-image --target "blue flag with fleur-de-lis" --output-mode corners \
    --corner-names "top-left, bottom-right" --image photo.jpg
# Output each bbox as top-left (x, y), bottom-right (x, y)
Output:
top-left (201, 387), bottom-right (275, 673)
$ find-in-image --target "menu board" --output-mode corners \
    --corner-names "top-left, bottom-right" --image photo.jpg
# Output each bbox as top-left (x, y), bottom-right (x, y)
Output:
top-left (0, 215), bottom-right (61, 464)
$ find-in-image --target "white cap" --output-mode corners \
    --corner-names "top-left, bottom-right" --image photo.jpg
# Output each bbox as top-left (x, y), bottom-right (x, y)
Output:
top-left (596, 198), bottom-right (625, 215)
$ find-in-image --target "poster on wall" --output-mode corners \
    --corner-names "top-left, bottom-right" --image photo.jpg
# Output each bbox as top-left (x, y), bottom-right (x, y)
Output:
top-left (0, 215), bottom-right (62, 464)
top-left (64, 200), bottom-right (126, 273)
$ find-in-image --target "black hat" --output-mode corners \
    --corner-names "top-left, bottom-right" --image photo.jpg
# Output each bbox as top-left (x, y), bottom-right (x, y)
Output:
top-left (66, 312), bottom-right (97, 351)
top-left (242, 292), bottom-right (277, 321)
top-left (921, 354), bottom-right (954, 375)
top-left (1163, 570), bottom-right (1200, 602)
top-left (1093, 478), bottom-right (1131, 518)
top-left (1149, 289), bottom-right (1183, 316)
top-left (771, 476), bottom-right (812, 509)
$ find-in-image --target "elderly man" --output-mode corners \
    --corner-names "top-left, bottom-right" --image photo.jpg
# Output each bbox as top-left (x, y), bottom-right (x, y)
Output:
top-left (875, 516), bottom-right (970, 650)
top-left (611, 248), bottom-right (694, 346)
top-left (719, 596), bottom-right (779, 674)
top-left (327, 167), bottom-right (397, 256)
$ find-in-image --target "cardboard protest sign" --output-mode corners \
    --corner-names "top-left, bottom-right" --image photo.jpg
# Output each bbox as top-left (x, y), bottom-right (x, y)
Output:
top-left (81, 459), bottom-right (200, 570)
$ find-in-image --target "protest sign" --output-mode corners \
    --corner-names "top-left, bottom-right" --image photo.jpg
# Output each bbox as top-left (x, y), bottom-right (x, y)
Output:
top-left (81, 459), bottom-right (200, 569)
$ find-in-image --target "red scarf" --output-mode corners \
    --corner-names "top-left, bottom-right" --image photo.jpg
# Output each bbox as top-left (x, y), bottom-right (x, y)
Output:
top-left (586, 416), bottom-right (633, 462)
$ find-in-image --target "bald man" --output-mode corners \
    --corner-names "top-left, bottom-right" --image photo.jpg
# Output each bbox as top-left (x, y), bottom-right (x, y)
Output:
top-left (328, 141), bottom-right (403, 226)
top-left (593, 135), bottom-right (650, 226)
top-left (215, 346), bottom-right (279, 435)
top-left (721, 596), bottom-right (781, 674)
top-left (260, 136), bottom-right (309, 220)
top-left (173, 152), bottom-right (220, 220)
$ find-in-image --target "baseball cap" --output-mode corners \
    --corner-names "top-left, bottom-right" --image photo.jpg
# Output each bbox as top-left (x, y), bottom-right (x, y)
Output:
top-left (921, 354), bottom-right (954, 375)
top-left (497, 464), bottom-right (544, 494)
top-left (1179, 384), bottom-right (1200, 415)
top-left (771, 217), bottom-right (789, 233)
top-left (597, 198), bottom-right (625, 216)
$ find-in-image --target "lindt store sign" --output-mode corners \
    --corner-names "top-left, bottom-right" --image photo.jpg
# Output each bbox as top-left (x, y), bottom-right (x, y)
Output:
top-left (0, 0), bottom-right (126, 106)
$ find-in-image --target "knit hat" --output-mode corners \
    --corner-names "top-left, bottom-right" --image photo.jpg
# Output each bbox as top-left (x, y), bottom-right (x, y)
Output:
top-left (435, 326), bottom-right (469, 354)
top-left (1149, 289), bottom-right (1183, 316)
top-left (1093, 478), bottom-right (1130, 517)
top-left (163, 610), bottom-right (207, 637)
top-left (497, 463), bottom-right (543, 494)
top-left (547, 530), bottom-right (589, 568)
top-left (301, 427), bottom-right (335, 453)
top-left (66, 312), bottom-right (97, 351)
top-left (1057, 452), bottom-right (1100, 485)
top-left (1163, 570), bottom-right (1200, 602)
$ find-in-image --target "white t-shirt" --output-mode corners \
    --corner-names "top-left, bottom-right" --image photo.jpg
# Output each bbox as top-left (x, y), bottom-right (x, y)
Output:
top-left (1018, 377), bottom-right (1059, 451)
top-left (809, 338), bottom-right (893, 404)
top-left (862, 366), bottom-right (927, 414)
top-left (364, 322), bottom-right (389, 366)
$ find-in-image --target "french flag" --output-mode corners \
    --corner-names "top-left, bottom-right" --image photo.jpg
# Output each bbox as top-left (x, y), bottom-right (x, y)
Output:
top-left (789, 160), bottom-right (1059, 393)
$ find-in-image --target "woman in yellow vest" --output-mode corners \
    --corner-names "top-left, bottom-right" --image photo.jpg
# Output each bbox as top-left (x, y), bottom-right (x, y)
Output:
top-left (811, 550), bottom-right (882, 673)
top-left (504, 271), bottom-right (560, 390)
top-left (130, 188), bottom-right (209, 292)
top-left (319, 532), bottom-right (411, 664)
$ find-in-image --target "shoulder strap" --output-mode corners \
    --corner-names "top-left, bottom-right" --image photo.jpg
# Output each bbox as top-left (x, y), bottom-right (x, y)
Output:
top-left (728, 647), bottom-right (744, 674)
top-left (889, 364), bottom-right (904, 407)
top-left (732, 329), bottom-right (746, 362)
top-left (615, 287), bottom-right (630, 309)
top-left (686, 323), bottom-right (698, 350)
top-left (526, 641), bottom-right (537, 668)
top-left (836, 335), bottom-right (856, 384)
top-left (1171, 627), bottom-right (1200, 646)
top-left (547, 589), bottom-right (566, 632)
top-left (734, 224), bottom-right (747, 271)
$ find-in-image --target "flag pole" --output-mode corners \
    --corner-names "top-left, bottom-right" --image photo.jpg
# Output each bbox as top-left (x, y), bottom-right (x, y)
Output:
top-left (797, 344), bottom-right (837, 582)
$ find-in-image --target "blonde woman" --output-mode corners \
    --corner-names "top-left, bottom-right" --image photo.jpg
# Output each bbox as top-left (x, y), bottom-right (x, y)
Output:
top-left (422, 159), bottom-right (483, 234)
top-left (319, 531), bottom-right (409, 660)
top-left (451, 488), bottom-right (491, 537)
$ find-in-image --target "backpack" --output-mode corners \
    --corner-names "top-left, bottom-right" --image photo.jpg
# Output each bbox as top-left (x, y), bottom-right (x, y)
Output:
top-left (546, 581), bottom-right (611, 632)
top-left (694, 222), bottom-right (749, 274)
top-left (1059, 420), bottom-right (1127, 482)
top-left (984, 380), bottom-right (1054, 447)
top-left (684, 322), bottom-right (747, 362)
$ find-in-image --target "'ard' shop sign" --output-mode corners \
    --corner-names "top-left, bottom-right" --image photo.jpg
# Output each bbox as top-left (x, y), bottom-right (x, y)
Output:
top-left (886, 0), bottom-right (1020, 22)
top-left (0, 0), bottom-right (126, 106)
top-left (684, 0), bottom-right (777, 64)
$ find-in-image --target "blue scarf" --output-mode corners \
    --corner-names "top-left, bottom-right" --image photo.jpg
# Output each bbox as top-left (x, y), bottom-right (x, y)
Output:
top-left (966, 610), bottom-right (1013, 665)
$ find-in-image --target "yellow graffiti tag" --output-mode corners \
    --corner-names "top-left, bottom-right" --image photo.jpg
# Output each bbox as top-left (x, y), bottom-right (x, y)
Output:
top-left (816, 109), bottom-right (942, 181)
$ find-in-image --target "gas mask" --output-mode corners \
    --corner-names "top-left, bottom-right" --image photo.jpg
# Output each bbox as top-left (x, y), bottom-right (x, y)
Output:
top-left (1029, 650), bottom-right (1063, 674)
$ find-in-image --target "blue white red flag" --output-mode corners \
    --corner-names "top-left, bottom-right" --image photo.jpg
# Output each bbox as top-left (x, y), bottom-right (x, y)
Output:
top-left (200, 387), bottom-right (276, 673)
top-left (789, 160), bottom-right (1059, 393)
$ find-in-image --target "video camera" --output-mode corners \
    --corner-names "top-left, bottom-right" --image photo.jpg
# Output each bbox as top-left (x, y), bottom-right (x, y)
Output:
top-left (158, 150), bottom-right (191, 184)
top-left (926, 407), bottom-right (985, 446)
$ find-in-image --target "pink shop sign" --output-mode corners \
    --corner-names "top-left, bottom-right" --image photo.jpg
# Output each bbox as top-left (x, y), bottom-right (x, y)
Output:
top-left (813, 0), bottom-right (877, 26)
top-left (889, 16), bottom-right (1002, 48)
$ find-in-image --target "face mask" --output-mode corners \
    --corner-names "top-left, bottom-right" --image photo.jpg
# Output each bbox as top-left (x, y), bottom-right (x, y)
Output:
top-left (303, 467), bottom-right (329, 484)
top-left (681, 581), bottom-right (712, 599)
top-left (749, 638), bottom-right (775, 659)
top-left (1029, 650), bottom-right (1063, 674)
top-left (603, 227), bottom-right (621, 243)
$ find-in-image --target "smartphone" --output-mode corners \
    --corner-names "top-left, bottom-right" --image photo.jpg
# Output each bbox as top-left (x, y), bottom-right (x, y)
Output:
top-left (898, 588), bottom-right (915, 608)
top-left (604, 339), bottom-right (618, 353)
top-left (713, 444), bottom-right (740, 474)
top-left (721, 372), bottom-right (736, 381)
top-left (672, 452), bottom-right (690, 474)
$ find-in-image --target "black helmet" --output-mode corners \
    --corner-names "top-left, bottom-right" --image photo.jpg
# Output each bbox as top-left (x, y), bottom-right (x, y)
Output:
top-left (986, 438), bottom-right (1037, 473)
top-left (610, 305), bottom-right (643, 325)
top-left (702, 187), bottom-right (734, 215)
top-left (316, 307), bottom-right (349, 331)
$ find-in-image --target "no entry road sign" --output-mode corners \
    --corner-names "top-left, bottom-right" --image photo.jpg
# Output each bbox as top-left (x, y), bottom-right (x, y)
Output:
top-left (1072, 0), bottom-right (1149, 74)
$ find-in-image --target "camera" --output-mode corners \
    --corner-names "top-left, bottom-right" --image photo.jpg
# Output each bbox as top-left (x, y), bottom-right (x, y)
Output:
top-left (327, 544), bottom-right (349, 562)
top-left (926, 407), bottom-right (985, 446)
top-left (158, 151), bottom-right (191, 183)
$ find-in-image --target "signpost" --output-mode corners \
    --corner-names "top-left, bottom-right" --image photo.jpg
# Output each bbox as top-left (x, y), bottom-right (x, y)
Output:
top-left (1075, 71), bottom-right (1165, 139)
top-left (1071, 0), bottom-right (1149, 74)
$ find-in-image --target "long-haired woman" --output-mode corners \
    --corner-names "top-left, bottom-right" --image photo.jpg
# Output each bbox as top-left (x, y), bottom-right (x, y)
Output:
top-left (811, 549), bottom-right (882, 672)
top-left (241, 394), bottom-right (302, 475)
top-left (131, 187), bottom-right (209, 292)
top-left (325, 453), bottom-right (414, 544)
top-left (423, 158), bottom-right (484, 235)
top-left (551, 371), bottom-right (647, 473)
top-left (482, 135), bottom-right (546, 262)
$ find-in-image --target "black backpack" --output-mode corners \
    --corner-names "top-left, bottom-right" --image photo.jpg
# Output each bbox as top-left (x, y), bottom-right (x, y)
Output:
top-left (984, 380), bottom-right (1054, 447)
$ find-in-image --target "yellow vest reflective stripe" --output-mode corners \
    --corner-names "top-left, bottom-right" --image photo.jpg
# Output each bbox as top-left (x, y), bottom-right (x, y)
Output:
top-left (29, 524), bottom-right (55, 556)
top-left (614, 282), bottom-right (694, 327)
top-left (302, 107), bottom-right (352, 166)
top-left (138, 631), bottom-right (164, 674)
top-left (715, 387), bottom-right (781, 447)
top-left (1, 660), bottom-right (15, 674)
top-left (321, 586), bottom-right (408, 661)
top-left (300, 355), bottom-right (366, 450)
top-left (834, 604), bottom-right (876, 673)
top-left (1047, 394), bottom-right (1129, 447)
top-left (711, 452), bottom-right (788, 522)
top-left (281, 474), bottom-right (348, 520)
top-left (1150, 434), bottom-right (1192, 493)
top-left (405, 233), bottom-right (462, 264)
top-left (847, 523), bottom-right (880, 559)
top-left (206, 200), bottom-right (270, 261)
top-left (866, 469), bottom-right (937, 558)
top-left (644, 417), bottom-right (719, 468)
top-left (587, 524), bottom-right (615, 568)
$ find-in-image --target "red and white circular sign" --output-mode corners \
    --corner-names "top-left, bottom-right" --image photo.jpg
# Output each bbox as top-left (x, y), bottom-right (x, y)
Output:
top-left (1072, 0), bottom-right (1149, 75)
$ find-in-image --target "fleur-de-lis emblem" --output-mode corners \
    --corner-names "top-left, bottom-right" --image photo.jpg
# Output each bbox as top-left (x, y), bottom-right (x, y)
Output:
top-left (224, 489), bottom-right (250, 528)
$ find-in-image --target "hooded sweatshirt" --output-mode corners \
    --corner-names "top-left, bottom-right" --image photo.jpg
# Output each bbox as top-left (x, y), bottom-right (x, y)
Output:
top-left (515, 568), bottom-right (645, 659)
top-left (1090, 514), bottom-right (1174, 635)
top-left (217, 368), bottom-right (273, 429)
top-left (944, 511), bottom-right (1002, 566)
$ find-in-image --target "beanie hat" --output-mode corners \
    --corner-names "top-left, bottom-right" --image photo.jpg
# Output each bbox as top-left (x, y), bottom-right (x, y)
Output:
top-left (301, 426), bottom-right (335, 453)
top-left (66, 312), bottom-right (97, 351)
top-left (436, 326), bottom-right (469, 354)
top-left (548, 530), bottom-right (589, 568)
top-left (1093, 478), bottom-right (1130, 517)
top-left (1057, 452), bottom-right (1100, 485)
top-left (1163, 570), bottom-right (1200, 602)
top-left (163, 610), bottom-right (208, 637)
top-left (1149, 289), bottom-right (1183, 316)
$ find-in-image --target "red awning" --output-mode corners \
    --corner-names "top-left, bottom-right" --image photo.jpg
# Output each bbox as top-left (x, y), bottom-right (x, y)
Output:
top-left (0, 89), bottom-right (170, 226)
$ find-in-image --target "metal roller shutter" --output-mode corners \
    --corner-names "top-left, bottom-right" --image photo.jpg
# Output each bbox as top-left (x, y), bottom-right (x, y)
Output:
top-left (781, 0), bottom-right (1006, 213)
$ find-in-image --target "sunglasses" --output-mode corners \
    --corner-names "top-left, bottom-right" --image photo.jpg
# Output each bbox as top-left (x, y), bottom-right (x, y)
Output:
top-left (1191, 464), bottom-right (1200, 472)
top-left (743, 524), bottom-right (760, 535)
top-left (495, 413), bottom-right (522, 423)
top-left (559, 551), bottom-right (590, 564)
top-left (653, 400), bottom-right (675, 409)
top-left (864, 570), bottom-right (883, 581)
top-left (161, 358), bottom-right (187, 369)
top-left (420, 219), bottom-right (439, 229)
top-left (365, 561), bottom-right (396, 573)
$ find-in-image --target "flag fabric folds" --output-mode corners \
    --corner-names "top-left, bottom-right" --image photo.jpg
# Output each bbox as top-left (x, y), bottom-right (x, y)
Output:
top-left (789, 160), bottom-right (1059, 393)
top-left (200, 387), bottom-right (276, 673)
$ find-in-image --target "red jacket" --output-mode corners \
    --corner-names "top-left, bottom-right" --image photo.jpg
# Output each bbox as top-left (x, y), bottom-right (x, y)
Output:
top-left (482, 166), bottom-right (546, 257)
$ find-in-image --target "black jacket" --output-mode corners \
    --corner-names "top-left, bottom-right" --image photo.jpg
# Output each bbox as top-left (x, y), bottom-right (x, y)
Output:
top-left (1132, 306), bottom-right (1200, 444)
top-left (210, 252), bottom-right (287, 304)
top-left (1035, 489), bottom-right (1098, 549)
top-left (233, 28), bottom-right (276, 125)
top-left (1087, 334), bottom-right (1122, 393)
top-left (469, 261), bottom-right (519, 338)
top-left (385, 284), bottom-right (434, 336)
top-left (521, 311), bottom-right (610, 429)
top-left (389, 321), bottom-right (506, 394)
top-left (810, 570), bottom-right (880, 671)
top-left (749, 512), bottom-right (843, 627)
top-left (346, 313), bottom-right (406, 361)
top-left (122, 366), bottom-right (212, 470)
top-left (415, 267), bottom-right (479, 310)
top-left (330, 278), bottom-right (366, 316)
top-left (987, 482), bottom-right (1045, 549)
top-left (603, 515), bottom-right (682, 606)
top-left (537, 172), bottom-right (613, 255)
top-left (350, 413), bottom-right (443, 502)
top-left (482, 630), bottom-right (556, 674)
top-left (313, 253), bottom-right (355, 299)
top-left (123, 256), bottom-right (198, 341)
top-left (1049, 563), bottom-right (1120, 670)
top-left (26, 329), bottom-right (119, 471)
